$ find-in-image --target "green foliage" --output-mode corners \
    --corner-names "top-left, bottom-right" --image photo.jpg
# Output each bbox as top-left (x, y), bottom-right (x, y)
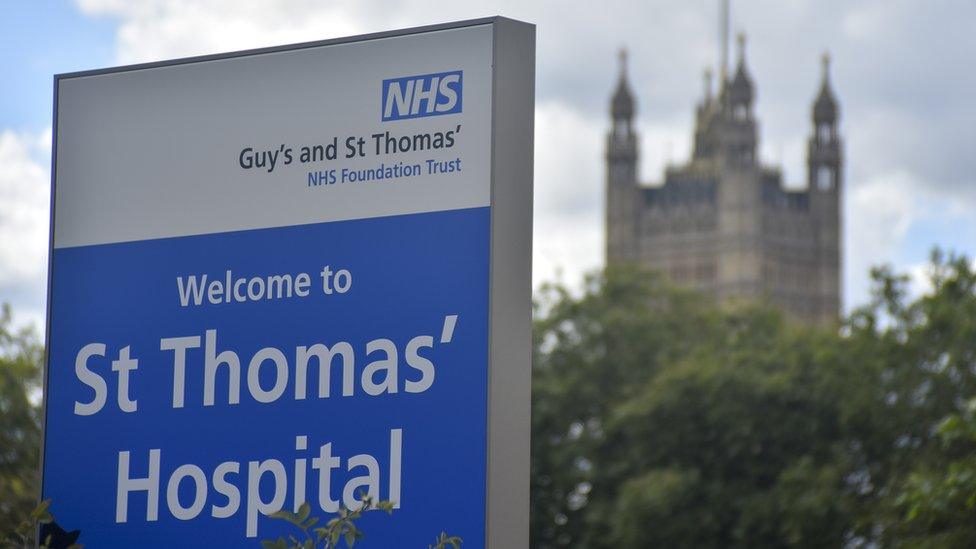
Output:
top-left (428, 532), bottom-right (462, 549)
top-left (2, 499), bottom-right (51, 549)
top-left (261, 494), bottom-right (395, 549)
top-left (261, 494), bottom-right (462, 548)
top-left (893, 397), bottom-right (976, 548)
top-left (0, 304), bottom-right (43, 539)
top-left (2, 500), bottom-right (81, 549)
top-left (530, 253), bottom-right (976, 548)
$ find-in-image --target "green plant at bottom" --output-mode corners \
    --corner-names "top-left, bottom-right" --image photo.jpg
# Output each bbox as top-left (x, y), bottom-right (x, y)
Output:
top-left (2, 500), bottom-right (81, 549)
top-left (261, 494), bottom-right (461, 549)
top-left (428, 531), bottom-right (462, 549)
top-left (261, 494), bottom-right (394, 549)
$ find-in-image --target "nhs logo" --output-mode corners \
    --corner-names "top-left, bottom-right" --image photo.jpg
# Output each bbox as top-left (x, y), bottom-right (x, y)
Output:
top-left (382, 70), bottom-right (462, 121)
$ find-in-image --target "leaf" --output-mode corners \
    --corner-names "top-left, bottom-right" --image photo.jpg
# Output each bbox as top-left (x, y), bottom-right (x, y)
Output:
top-left (297, 502), bottom-right (311, 522)
top-left (261, 539), bottom-right (288, 549)
top-left (269, 510), bottom-right (302, 526)
top-left (430, 532), bottom-right (463, 549)
top-left (30, 500), bottom-right (52, 521)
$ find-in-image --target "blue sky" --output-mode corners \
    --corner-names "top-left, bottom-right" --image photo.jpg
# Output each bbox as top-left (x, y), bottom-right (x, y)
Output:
top-left (2, 0), bottom-right (975, 332)
top-left (0, 1), bottom-right (113, 131)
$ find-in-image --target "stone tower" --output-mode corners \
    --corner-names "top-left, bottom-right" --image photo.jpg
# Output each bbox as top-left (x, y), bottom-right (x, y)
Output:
top-left (605, 25), bottom-right (843, 324)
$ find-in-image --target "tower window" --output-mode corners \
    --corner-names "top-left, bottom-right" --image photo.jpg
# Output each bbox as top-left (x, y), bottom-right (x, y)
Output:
top-left (614, 121), bottom-right (631, 139)
top-left (817, 166), bottom-right (833, 190)
top-left (818, 123), bottom-right (831, 143)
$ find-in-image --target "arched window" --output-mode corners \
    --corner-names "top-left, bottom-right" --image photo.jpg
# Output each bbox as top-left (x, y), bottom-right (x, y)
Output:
top-left (818, 123), bottom-right (831, 144)
top-left (817, 166), bottom-right (833, 190)
top-left (614, 122), bottom-right (630, 139)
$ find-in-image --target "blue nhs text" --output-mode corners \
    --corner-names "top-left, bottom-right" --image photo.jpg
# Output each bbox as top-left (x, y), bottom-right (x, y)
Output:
top-left (382, 71), bottom-right (462, 121)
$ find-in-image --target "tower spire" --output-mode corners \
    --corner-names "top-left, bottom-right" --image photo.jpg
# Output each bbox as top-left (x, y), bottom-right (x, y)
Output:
top-left (813, 50), bottom-right (838, 125)
top-left (610, 47), bottom-right (635, 123)
top-left (729, 30), bottom-right (754, 112)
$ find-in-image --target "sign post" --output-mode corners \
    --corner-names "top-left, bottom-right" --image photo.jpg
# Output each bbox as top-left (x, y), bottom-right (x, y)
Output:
top-left (41, 17), bottom-right (533, 547)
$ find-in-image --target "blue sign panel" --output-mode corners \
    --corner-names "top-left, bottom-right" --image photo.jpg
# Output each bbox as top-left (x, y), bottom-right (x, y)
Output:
top-left (43, 208), bottom-right (490, 546)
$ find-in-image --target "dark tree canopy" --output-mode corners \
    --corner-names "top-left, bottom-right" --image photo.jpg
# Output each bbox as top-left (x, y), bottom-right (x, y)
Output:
top-left (0, 304), bottom-right (43, 539)
top-left (531, 254), bottom-right (976, 548)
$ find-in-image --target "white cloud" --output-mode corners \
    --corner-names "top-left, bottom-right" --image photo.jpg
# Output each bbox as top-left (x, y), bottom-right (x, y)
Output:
top-left (841, 3), bottom-right (889, 41)
top-left (76, 0), bottom-right (364, 63)
top-left (843, 167), bottom-right (976, 311)
top-left (0, 129), bottom-right (51, 332)
top-left (533, 101), bottom-right (604, 292)
top-left (845, 170), bottom-right (921, 306)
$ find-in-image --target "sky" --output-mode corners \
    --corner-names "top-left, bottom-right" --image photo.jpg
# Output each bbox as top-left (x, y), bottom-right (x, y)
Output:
top-left (2, 0), bottom-right (975, 334)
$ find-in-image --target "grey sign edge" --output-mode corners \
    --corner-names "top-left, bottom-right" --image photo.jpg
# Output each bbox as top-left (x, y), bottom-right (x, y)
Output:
top-left (38, 16), bottom-right (536, 548)
top-left (487, 17), bottom-right (535, 549)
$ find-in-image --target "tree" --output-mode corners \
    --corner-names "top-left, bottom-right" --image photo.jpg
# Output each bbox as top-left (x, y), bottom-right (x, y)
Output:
top-left (530, 254), bottom-right (976, 548)
top-left (531, 266), bottom-right (864, 547)
top-left (531, 267), bottom-right (725, 547)
top-left (856, 252), bottom-right (976, 548)
top-left (0, 304), bottom-right (43, 539)
top-left (893, 398), bottom-right (976, 548)
top-left (532, 267), bottom-right (848, 547)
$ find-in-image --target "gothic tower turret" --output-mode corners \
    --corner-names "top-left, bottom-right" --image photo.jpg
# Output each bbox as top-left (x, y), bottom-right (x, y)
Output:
top-left (693, 33), bottom-right (758, 165)
top-left (724, 33), bottom-right (758, 165)
top-left (808, 52), bottom-right (842, 321)
top-left (809, 53), bottom-right (841, 191)
top-left (606, 50), bottom-right (639, 262)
